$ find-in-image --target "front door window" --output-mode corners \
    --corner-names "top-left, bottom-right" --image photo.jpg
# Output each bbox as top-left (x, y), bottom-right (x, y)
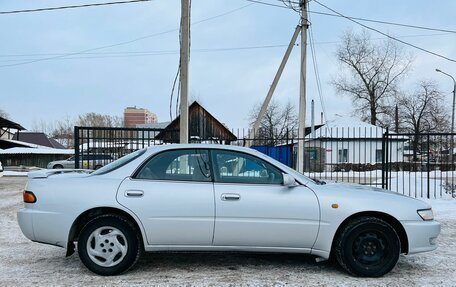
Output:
top-left (211, 150), bottom-right (283, 184)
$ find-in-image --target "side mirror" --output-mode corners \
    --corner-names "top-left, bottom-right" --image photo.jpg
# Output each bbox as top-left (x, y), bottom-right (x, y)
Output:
top-left (283, 173), bottom-right (297, 187)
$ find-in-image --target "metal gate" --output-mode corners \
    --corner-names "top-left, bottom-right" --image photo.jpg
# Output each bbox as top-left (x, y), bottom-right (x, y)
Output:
top-left (73, 126), bottom-right (176, 169)
top-left (382, 130), bottom-right (456, 198)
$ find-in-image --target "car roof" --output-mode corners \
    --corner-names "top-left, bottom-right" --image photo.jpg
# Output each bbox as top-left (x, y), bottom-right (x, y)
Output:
top-left (145, 144), bottom-right (261, 154)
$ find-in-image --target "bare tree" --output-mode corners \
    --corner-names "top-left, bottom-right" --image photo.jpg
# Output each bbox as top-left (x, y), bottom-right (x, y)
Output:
top-left (0, 109), bottom-right (9, 119)
top-left (51, 116), bottom-right (75, 148)
top-left (396, 80), bottom-right (450, 160)
top-left (31, 119), bottom-right (55, 135)
top-left (76, 113), bottom-right (123, 127)
top-left (31, 113), bottom-right (124, 148)
top-left (333, 30), bottom-right (413, 125)
top-left (397, 80), bottom-right (449, 134)
top-left (248, 100), bottom-right (298, 146)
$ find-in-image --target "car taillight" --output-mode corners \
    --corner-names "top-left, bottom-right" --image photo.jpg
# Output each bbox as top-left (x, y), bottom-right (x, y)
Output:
top-left (23, 191), bottom-right (37, 203)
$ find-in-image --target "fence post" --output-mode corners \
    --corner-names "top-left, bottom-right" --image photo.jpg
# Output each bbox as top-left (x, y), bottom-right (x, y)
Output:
top-left (74, 126), bottom-right (80, 169)
top-left (427, 134), bottom-right (431, 199)
top-left (286, 128), bottom-right (290, 167)
top-left (381, 128), bottom-right (389, 189)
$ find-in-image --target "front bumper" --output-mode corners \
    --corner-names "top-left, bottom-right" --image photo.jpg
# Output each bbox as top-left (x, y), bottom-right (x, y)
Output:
top-left (402, 220), bottom-right (441, 254)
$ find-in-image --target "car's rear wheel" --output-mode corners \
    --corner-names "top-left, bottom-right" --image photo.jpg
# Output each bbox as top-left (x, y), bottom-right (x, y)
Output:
top-left (53, 164), bottom-right (63, 169)
top-left (77, 214), bottom-right (142, 276)
top-left (334, 217), bottom-right (400, 277)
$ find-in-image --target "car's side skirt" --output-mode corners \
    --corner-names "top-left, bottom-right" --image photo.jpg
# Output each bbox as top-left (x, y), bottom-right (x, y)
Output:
top-left (144, 245), bottom-right (315, 254)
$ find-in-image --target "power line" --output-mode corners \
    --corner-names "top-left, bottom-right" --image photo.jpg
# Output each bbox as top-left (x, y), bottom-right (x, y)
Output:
top-left (245, 0), bottom-right (290, 9)
top-left (12, 0), bottom-right (451, 35)
top-left (313, 0), bottom-right (456, 63)
top-left (308, 14), bottom-right (327, 121)
top-left (311, 32), bottom-right (453, 46)
top-left (245, 0), bottom-right (456, 34)
top-left (309, 10), bottom-right (456, 34)
top-left (169, 64), bottom-right (180, 121)
top-left (0, 32), bottom-right (451, 59)
top-left (0, 0), bottom-right (152, 15)
top-left (280, 0), bottom-right (301, 13)
top-left (0, 44), bottom-right (294, 61)
top-left (0, 3), bottom-right (254, 68)
top-left (0, 32), bottom-right (450, 63)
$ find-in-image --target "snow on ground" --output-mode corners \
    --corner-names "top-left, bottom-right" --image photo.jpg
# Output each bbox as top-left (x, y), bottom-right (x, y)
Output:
top-left (1, 177), bottom-right (456, 286)
top-left (307, 170), bottom-right (456, 199)
top-left (2, 171), bottom-right (28, 177)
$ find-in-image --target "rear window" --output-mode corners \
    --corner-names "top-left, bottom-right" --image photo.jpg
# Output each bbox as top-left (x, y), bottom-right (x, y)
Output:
top-left (91, 149), bottom-right (146, 175)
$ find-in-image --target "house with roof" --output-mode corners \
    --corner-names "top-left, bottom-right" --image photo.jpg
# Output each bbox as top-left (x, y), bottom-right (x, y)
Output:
top-left (303, 117), bottom-right (407, 171)
top-left (0, 116), bottom-right (25, 140)
top-left (155, 101), bottom-right (237, 144)
top-left (12, 131), bottom-right (66, 149)
top-left (136, 122), bottom-right (171, 139)
top-left (0, 127), bottom-right (73, 168)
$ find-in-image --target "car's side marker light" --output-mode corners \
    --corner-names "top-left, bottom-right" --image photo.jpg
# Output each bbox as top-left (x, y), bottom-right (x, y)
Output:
top-left (332, 203), bottom-right (339, 209)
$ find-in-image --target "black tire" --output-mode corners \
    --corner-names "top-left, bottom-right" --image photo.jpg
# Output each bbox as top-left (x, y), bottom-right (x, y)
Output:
top-left (53, 164), bottom-right (63, 169)
top-left (77, 214), bottom-right (142, 276)
top-left (334, 217), bottom-right (400, 277)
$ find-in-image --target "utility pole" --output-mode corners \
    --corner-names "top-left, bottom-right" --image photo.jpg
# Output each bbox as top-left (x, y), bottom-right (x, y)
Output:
top-left (248, 26), bottom-right (301, 147)
top-left (297, 0), bottom-right (308, 174)
top-left (179, 0), bottom-right (190, 144)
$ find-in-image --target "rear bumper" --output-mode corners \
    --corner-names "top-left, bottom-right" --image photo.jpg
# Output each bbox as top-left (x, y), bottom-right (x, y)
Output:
top-left (402, 220), bottom-right (441, 254)
top-left (17, 207), bottom-right (67, 248)
top-left (17, 208), bottom-right (35, 241)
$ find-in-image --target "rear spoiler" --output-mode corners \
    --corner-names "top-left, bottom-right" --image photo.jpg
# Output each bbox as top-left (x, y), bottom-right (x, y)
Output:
top-left (28, 169), bottom-right (92, 179)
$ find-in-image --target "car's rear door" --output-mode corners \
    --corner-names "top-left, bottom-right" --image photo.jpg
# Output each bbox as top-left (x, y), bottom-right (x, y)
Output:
top-left (117, 149), bottom-right (215, 245)
top-left (211, 149), bottom-right (320, 249)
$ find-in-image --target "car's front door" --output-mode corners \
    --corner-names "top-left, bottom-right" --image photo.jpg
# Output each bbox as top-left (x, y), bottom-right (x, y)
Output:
top-left (211, 149), bottom-right (320, 249)
top-left (64, 157), bottom-right (75, 169)
top-left (117, 149), bottom-right (215, 246)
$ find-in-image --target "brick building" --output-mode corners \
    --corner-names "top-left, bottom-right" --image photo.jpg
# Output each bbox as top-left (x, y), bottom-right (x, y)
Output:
top-left (123, 107), bottom-right (157, 128)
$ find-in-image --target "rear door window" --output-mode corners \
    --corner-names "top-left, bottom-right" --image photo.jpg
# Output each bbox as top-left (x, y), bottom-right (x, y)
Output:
top-left (135, 149), bottom-right (211, 182)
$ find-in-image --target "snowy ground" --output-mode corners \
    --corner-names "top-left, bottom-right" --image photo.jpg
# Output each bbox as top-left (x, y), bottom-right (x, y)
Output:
top-left (307, 170), bottom-right (456, 199)
top-left (1, 177), bottom-right (456, 286)
top-left (2, 171), bottom-right (28, 177)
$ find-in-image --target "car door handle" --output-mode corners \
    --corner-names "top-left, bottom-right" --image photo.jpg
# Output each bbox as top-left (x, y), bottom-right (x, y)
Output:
top-left (221, 193), bottom-right (240, 201)
top-left (125, 190), bottom-right (144, 197)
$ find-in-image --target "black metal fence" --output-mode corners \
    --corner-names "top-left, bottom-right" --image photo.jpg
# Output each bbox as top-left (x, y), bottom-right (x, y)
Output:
top-left (74, 126), bottom-right (179, 169)
top-left (74, 126), bottom-right (456, 199)
top-left (382, 131), bottom-right (456, 199)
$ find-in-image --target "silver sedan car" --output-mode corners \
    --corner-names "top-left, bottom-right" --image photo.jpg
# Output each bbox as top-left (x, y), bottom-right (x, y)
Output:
top-left (18, 144), bottom-right (440, 277)
top-left (47, 154), bottom-right (114, 170)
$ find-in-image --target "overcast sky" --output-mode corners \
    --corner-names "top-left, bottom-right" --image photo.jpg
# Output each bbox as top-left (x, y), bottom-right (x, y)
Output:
top-left (0, 0), bottom-right (455, 130)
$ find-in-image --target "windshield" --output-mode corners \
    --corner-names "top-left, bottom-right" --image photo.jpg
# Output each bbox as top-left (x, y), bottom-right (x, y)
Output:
top-left (91, 149), bottom-right (146, 175)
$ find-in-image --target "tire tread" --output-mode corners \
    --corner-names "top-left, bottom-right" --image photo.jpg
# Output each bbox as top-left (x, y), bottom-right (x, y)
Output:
top-left (78, 213), bottom-right (143, 276)
top-left (334, 216), bottom-right (400, 277)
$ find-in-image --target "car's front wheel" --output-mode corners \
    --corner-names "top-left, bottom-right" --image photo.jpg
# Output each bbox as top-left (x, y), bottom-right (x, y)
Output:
top-left (334, 216), bottom-right (400, 277)
top-left (77, 214), bottom-right (142, 276)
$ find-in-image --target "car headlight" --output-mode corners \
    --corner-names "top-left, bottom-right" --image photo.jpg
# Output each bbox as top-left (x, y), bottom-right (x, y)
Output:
top-left (417, 209), bottom-right (434, 221)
